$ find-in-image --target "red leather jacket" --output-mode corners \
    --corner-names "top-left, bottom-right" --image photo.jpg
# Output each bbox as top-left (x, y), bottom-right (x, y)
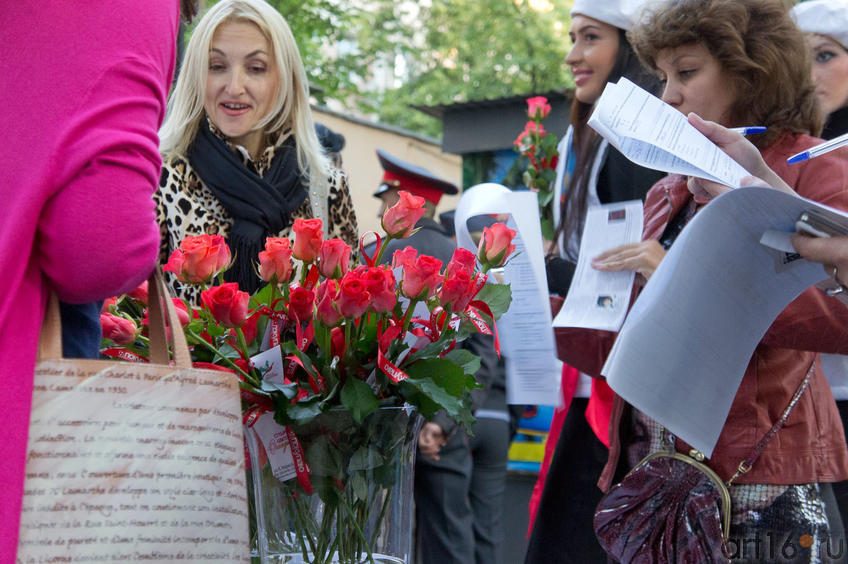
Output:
top-left (554, 133), bottom-right (848, 490)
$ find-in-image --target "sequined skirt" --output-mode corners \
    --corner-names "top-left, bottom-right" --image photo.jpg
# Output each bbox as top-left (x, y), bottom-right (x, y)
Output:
top-left (627, 410), bottom-right (847, 563)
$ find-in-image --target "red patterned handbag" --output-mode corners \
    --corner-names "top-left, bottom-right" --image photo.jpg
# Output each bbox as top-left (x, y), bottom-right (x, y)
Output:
top-left (593, 363), bottom-right (813, 563)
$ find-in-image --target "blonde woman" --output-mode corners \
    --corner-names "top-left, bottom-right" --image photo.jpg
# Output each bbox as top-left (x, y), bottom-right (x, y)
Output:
top-left (156, 0), bottom-right (358, 299)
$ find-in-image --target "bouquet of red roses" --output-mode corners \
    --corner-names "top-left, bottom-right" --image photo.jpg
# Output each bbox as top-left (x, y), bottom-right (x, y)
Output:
top-left (514, 95), bottom-right (559, 240)
top-left (100, 191), bottom-right (516, 563)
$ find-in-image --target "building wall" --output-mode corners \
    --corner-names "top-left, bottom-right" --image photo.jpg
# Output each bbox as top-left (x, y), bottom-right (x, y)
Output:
top-left (312, 108), bottom-right (463, 239)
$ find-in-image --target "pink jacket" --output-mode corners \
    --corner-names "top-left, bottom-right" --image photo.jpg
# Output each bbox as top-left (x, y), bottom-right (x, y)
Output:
top-left (0, 2), bottom-right (177, 557)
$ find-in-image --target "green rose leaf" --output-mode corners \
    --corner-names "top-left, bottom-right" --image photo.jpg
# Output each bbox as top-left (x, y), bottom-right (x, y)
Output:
top-left (341, 377), bottom-right (379, 423)
top-left (286, 397), bottom-right (324, 424)
top-left (442, 348), bottom-right (481, 377)
top-left (472, 283), bottom-right (512, 320)
top-left (400, 359), bottom-right (475, 429)
top-left (305, 434), bottom-right (343, 477)
top-left (260, 380), bottom-right (299, 400)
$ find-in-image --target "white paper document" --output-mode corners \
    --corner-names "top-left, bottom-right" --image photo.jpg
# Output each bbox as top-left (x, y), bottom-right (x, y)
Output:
top-left (553, 200), bottom-right (643, 331)
top-left (601, 185), bottom-right (848, 456)
top-left (455, 183), bottom-right (560, 405)
top-left (589, 78), bottom-right (750, 187)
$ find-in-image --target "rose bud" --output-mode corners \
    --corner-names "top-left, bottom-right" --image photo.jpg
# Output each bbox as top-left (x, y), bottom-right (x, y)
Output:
top-left (358, 266), bottom-right (397, 313)
top-left (317, 239), bottom-right (351, 279)
top-left (381, 190), bottom-right (426, 239)
top-left (446, 247), bottom-right (476, 278)
top-left (101, 296), bottom-right (118, 313)
top-left (200, 283), bottom-right (250, 328)
top-left (316, 280), bottom-right (343, 327)
top-left (163, 234), bottom-right (231, 283)
top-left (526, 96), bottom-right (551, 120)
top-left (126, 281), bottom-right (149, 305)
top-left (392, 246), bottom-right (419, 270)
top-left (100, 313), bottom-right (137, 345)
top-left (292, 218), bottom-right (324, 263)
top-left (330, 327), bottom-right (346, 358)
top-left (288, 286), bottom-right (316, 322)
top-left (401, 255), bottom-right (444, 300)
top-left (477, 223), bottom-right (517, 270)
top-left (258, 237), bottom-right (294, 283)
top-left (336, 272), bottom-right (370, 318)
top-left (439, 270), bottom-right (475, 312)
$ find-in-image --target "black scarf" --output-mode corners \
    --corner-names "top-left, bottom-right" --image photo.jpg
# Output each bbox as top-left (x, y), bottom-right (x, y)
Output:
top-left (188, 119), bottom-right (308, 294)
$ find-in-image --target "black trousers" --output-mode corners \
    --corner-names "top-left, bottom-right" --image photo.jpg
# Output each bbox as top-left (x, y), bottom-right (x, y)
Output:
top-left (524, 398), bottom-right (609, 564)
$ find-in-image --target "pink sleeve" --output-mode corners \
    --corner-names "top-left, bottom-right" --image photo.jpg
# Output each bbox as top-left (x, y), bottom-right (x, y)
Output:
top-left (35, 57), bottom-right (169, 303)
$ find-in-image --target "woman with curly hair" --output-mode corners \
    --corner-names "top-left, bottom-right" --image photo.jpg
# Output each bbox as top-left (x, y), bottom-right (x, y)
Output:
top-left (555, 0), bottom-right (848, 560)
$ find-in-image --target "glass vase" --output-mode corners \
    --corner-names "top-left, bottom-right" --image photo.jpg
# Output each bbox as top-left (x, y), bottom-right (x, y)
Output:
top-left (246, 405), bottom-right (420, 563)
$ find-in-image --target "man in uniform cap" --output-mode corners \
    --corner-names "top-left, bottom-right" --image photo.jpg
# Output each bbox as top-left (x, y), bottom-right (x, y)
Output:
top-left (370, 149), bottom-right (459, 264)
top-left (370, 149), bottom-right (509, 564)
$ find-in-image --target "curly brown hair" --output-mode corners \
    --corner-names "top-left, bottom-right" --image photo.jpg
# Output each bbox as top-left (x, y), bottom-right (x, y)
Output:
top-left (627, 0), bottom-right (821, 147)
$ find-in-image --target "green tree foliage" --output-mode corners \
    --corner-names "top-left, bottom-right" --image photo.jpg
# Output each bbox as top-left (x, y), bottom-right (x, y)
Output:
top-left (371, 0), bottom-right (574, 136)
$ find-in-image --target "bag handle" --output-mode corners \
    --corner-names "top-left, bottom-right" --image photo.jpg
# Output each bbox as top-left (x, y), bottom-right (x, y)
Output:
top-left (38, 269), bottom-right (192, 368)
top-left (726, 360), bottom-right (815, 484)
top-left (146, 270), bottom-right (192, 367)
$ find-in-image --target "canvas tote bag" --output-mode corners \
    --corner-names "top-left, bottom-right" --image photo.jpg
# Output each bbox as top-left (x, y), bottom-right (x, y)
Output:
top-left (17, 271), bottom-right (249, 562)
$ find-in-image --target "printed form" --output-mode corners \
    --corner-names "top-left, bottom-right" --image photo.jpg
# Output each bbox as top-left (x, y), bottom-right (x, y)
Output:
top-left (454, 183), bottom-right (561, 405)
top-left (552, 200), bottom-right (644, 332)
top-left (589, 78), bottom-right (750, 186)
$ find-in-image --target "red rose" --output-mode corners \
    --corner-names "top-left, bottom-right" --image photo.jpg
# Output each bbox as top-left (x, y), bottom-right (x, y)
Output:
top-left (439, 270), bottom-right (475, 311)
top-left (126, 281), bottom-right (149, 304)
top-left (336, 272), bottom-right (370, 318)
top-left (101, 297), bottom-right (118, 313)
top-left (526, 96), bottom-right (551, 120)
top-left (477, 223), bottom-right (517, 269)
top-left (317, 238), bottom-right (351, 279)
top-left (288, 286), bottom-right (315, 322)
top-left (292, 218), bottom-right (324, 263)
top-left (200, 283), bottom-right (250, 327)
top-left (382, 190), bottom-right (426, 238)
top-left (163, 234), bottom-right (231, 284)
top-left (401, 255), bottom-right (444, 300)
top-left (330, 327), bottom-right (346, 358)
top-left (172, 299), bottom-right (191, 326)
top-left (258, 237), bottom-right (294, 283)
top-left (446, 247), bottom-right (476, 278)
top-left (358, 266), bottom-right (397, 313)
top-left (316, 279), bottom-right (342, 327)
top-left (100, 313), bottom-right (137, 345)
top-left (523, 120), bottom-right (546, 138)
top-left (392, 246), bottom-right (419, 270)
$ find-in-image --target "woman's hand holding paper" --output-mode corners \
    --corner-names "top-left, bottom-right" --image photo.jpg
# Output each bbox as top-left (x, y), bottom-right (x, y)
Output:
top-left (591, 240), bottom-right (666, 282)
top-left (687, 113), bottom-right (796, 195)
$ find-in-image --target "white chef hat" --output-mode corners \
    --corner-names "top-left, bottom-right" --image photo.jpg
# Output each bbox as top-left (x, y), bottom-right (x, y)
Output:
top-left (791, 0), bottom-right (848, 50)
top-left (570, 0), bottom-right (650, 31)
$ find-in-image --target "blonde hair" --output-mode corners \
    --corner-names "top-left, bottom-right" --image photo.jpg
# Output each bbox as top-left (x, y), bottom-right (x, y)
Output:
top-left (159, 0), bottom-right (329, 183)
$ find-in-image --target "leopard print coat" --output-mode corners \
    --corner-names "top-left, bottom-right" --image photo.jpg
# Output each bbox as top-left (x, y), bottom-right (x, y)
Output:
top-left (154, 136), bottom-right (358, 304)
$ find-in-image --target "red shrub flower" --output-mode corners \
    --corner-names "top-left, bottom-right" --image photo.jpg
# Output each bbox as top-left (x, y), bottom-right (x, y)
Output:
top-left (201, 283), bottom-right (250, 328)
top-left (292, 218), bottom-right (323, 263)
top-left (259, 237), bottom-right (294, 283)
top-left (381, 190), bottom-right (426, 238)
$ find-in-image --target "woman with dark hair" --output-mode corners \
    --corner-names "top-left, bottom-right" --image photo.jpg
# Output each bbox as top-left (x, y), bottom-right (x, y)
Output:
top-left (558, 0), bottom-right (848, 559)
top-left (524, 1), bottom-right (665, 562)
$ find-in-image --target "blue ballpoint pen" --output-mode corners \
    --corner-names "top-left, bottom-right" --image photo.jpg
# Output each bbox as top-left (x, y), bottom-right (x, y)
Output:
top-left (729, 126), bottom-right (767, 135)
top-left (787, 131), bottom-right (848, 164)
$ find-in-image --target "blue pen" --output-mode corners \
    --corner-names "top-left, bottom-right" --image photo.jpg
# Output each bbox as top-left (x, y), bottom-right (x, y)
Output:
top-left (729, 126), bottom-right (767, 135)
top-left (787, 131), bottom-right (848, 164)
